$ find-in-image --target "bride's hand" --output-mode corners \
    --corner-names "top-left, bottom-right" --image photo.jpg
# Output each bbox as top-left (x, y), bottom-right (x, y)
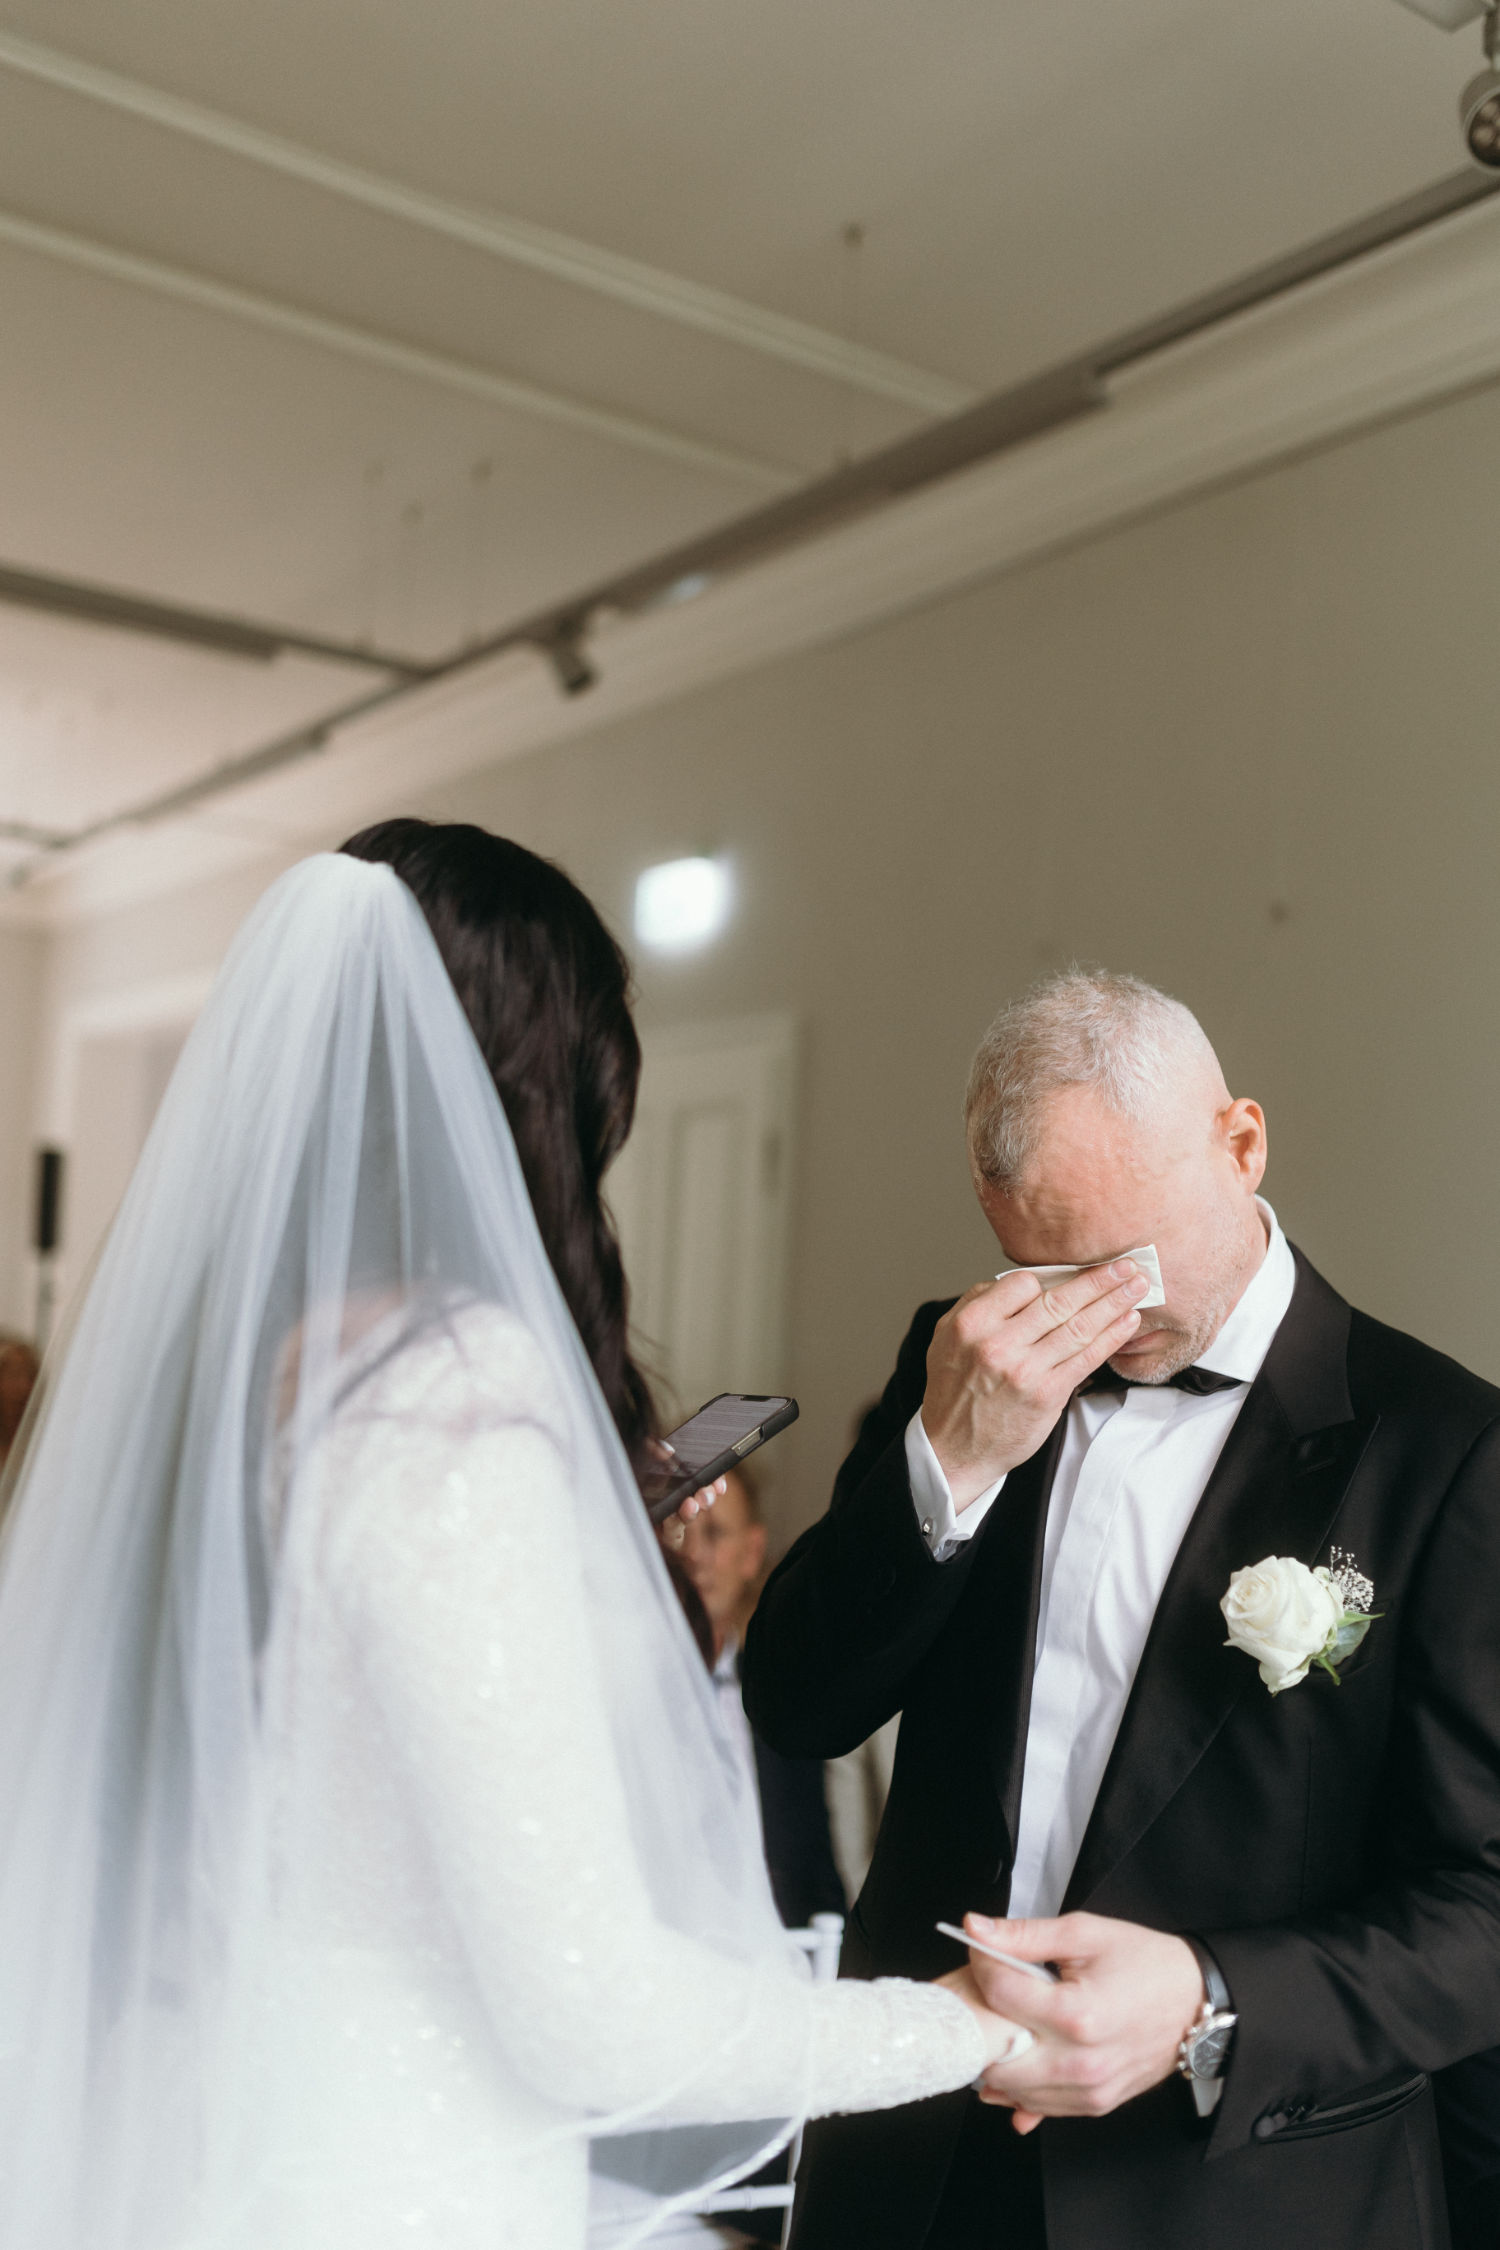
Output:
top-left (936, 1966), bottom-right (1035, 2074)
top-left (673, 1475), bottom-right (726, 1523)
top-left (654, 1459), bottom-right (728, 1549)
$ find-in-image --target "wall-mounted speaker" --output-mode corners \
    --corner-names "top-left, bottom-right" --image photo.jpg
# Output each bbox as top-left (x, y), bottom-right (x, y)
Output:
top-left (33, 1147), bottom-right (64, 1258)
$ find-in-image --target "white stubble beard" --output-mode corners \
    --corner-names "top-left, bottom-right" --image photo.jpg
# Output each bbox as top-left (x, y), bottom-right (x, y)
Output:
top-left (1111, 1198), bottom-right (1262, 1382)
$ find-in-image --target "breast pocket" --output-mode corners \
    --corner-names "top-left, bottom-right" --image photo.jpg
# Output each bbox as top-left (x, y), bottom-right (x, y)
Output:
top-left (1254, 2072), bottom-right (1427, 2143)
top-left (1325, 1602), bottom-right (1396, 1691)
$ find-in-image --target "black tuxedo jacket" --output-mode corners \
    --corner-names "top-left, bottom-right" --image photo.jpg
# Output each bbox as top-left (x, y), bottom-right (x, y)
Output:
top-left (743, 1664), bottom-right (847, 1929)
top-left (742, 1250), bottom-right (1500, 2250)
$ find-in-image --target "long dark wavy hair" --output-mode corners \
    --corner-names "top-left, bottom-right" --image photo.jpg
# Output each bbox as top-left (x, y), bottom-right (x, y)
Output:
top-left (340, 819), bottom-right (711, 1653)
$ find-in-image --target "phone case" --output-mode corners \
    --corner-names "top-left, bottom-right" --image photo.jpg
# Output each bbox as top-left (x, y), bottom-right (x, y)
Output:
top-left (645, 1394), bottom-right (800, 1523)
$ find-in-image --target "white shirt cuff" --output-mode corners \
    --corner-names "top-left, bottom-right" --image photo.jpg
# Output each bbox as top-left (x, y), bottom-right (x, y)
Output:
top-left (904, 1411), bottom-right (1004, 1558)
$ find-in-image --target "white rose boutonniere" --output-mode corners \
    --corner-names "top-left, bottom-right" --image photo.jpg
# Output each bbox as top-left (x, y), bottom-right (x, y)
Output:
top-left (1221, 1548), bottom-right (1380, 1695)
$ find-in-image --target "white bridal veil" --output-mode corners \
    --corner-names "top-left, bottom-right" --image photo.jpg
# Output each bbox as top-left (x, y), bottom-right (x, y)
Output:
top-left (0, 855), bottom-right (802, 2248)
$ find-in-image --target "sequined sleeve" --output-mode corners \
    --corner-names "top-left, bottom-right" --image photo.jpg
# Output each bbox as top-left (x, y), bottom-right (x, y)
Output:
top-left (325, 1309), bottom-right (986, 2127)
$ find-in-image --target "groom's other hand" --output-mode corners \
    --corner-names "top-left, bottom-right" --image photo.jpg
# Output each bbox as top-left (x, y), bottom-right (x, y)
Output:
top-left (961, 1911), bottom-right (1205, 2131)
top-left (921, 1262), bottom-right (1151, 1508)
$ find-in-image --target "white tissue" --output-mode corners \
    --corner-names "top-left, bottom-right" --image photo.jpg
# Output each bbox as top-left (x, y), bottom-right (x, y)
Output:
top-left (999, 1242), bottom-right (1165, 1309)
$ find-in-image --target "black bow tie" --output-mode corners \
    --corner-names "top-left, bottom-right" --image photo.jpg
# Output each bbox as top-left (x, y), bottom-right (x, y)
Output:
top-left (1080, 1362), bottom-right (1244, 1399)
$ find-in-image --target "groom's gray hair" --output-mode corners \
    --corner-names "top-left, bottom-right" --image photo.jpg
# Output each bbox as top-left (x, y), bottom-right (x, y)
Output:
top-left (965, 968), bottom-right (1220, 1193)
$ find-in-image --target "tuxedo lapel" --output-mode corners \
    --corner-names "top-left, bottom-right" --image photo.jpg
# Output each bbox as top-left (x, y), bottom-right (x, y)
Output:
top-left (1065, 1251), bottom-right (1373, 1910)
top-left (967, 1418), bottom-right (1066, 1871)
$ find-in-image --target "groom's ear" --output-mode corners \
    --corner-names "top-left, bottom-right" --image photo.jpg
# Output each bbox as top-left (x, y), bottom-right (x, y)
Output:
top-left (1218, 1099), bottom-right (1268, 1192)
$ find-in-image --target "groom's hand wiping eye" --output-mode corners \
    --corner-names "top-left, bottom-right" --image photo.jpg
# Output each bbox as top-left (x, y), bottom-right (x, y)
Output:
top-left (920, 1260), bottom-right (1150, 1509)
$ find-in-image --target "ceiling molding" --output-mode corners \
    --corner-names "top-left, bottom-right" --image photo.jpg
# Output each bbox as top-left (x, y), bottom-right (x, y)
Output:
top-left (0, 26), bottom-right (974, 417)
top-left (0, 206), bottom-right (788, 490)
top-left (12, 190), bottom-right (1500, 933)
top-left (0, 558), bottom-right (433, 674)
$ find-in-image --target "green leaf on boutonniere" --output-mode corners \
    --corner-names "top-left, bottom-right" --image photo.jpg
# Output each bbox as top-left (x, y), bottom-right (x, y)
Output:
top-left (1312, 1609), bottom-right (1382, 1683)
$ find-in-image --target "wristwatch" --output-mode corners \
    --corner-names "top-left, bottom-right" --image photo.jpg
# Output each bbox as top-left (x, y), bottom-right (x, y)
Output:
top-left (1176, 1935), bottom-right (1237, 2118)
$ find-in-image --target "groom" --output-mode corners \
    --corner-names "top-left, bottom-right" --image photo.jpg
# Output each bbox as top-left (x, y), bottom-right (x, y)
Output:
top-left (743, 969), bottom-right (1500, 2250)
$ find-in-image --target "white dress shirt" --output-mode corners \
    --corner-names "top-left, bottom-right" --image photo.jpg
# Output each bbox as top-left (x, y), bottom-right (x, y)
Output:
top-left (904, 1201), bottom-right (1296, 1918)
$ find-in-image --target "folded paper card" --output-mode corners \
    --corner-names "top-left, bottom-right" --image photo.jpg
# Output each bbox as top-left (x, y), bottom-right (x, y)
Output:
top-left (998, 1242), bottom-right (1165, 1309)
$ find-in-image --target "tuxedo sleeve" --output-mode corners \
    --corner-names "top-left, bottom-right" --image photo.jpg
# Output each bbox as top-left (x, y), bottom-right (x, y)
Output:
top-left (742, 1299), bottom-right (981, 1759)
top-left (1204, 1416), bottom-right (1500, 2157)
top-left (1434, 2045), bottom-right (1500, 2236)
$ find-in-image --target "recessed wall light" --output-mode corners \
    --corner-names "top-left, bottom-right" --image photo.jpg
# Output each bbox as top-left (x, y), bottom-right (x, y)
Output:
top-left (660, 572), bottom-right (713, 606)
top-left (633, 856), bottom-right (732, 953)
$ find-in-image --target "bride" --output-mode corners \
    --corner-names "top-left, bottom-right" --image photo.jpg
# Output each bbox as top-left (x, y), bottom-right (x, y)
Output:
top-left (0, 821), bottom-right (1022, 2250)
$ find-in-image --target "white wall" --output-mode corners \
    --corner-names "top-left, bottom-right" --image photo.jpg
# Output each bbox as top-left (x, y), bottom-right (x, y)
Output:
top-left (21, 369), bottom-right (1500, 1547)
top-left (0, 924), bottom-right (44, 1335)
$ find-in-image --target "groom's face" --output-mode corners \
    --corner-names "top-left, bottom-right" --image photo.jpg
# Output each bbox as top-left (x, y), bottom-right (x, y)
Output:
top-left (978, 1081), bottom-right (1269, 1382)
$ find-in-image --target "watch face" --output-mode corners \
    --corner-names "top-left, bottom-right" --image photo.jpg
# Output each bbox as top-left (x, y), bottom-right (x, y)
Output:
top-left (1191, 2023), bottom-right (1234, 2078)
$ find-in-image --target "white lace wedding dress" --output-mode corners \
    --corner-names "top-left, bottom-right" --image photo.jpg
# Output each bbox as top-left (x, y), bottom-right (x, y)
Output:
top-left (234, 1301), bottom-right (985, 2250)
top-left (0, 858), bottom-right (990, 2250)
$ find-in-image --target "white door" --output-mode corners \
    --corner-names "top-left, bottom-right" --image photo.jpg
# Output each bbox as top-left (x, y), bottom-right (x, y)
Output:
top-left (62, 1024), bottom-right (191, 1296)
top-left (606, 1014), bottom-right (796, 1422)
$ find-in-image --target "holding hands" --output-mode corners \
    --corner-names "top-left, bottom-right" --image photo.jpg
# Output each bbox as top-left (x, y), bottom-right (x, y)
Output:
top-left (952, 1912), bottom-right (1205, 2134)
top-left (921, 1261), bottom-right (1152, 1509)
top-left (934, 1967), bottom-right (1035, 2077)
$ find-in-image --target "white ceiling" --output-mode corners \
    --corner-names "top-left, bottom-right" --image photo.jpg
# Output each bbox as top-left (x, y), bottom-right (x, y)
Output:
top-left (0, 0), bottom-right (1485, 890)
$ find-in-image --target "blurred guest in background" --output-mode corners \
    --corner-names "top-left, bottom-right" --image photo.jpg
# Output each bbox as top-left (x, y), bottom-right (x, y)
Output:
top-left (0, 1336), bottom-right (39, 1478)
top-left (677, 1465), bottom-right (845, 1931)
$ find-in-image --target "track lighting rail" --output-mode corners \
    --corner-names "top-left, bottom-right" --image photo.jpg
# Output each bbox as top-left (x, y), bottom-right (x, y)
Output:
top-left (7, 164), bottom-right (1500, 892)
top-left (0, 560), bottom-right (436, 678)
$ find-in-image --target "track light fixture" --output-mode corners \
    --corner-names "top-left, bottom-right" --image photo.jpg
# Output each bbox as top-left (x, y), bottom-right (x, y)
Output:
top-left (539, 620), bottom-right (597, 697)
top-left (1390, 0), bottom-right (1500, 163)
top-left (1393, 0), bottom-right (1486, 25)
top-left (1461, 4), bottom-right (1500, 163)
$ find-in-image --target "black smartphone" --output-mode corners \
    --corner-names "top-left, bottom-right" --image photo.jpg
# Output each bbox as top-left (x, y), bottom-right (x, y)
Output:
top-left (643, 1392), bottom-right (800, 1523)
